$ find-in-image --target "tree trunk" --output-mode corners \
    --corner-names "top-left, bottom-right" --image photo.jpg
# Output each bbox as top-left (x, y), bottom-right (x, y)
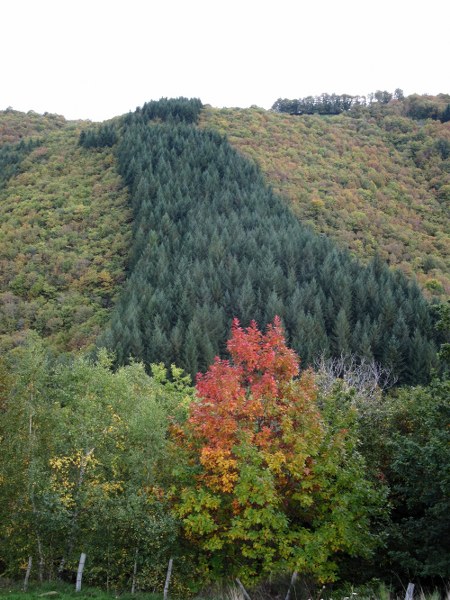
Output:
top-left (58, 448), bottom-right (94, 576)
top-left (37, 535), bottom-right (44, 583)
top-left (27, 396), bottom-right (44, 582)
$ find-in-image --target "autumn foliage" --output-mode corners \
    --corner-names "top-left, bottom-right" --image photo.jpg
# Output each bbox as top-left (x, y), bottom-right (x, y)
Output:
top-left (175, 319), bottom-right (383, 583)
top-left (200, 105), bottom-right (450, 299)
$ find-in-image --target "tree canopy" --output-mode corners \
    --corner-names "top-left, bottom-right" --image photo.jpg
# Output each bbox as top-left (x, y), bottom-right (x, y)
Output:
top-left (174, 319), bottom-right (385, 583)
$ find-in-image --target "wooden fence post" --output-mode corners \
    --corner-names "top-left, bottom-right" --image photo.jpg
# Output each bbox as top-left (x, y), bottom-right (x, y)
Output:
top-left (235, 578), bottom-right (252, 600)
top-left (284, 571), bottom-right (298, 600)
top-left (405, 583), bottom-right (415, 600)
top-left (163, 558), bottom-right (173, 600)
top-left (131, 548), bottom-right (139, 594)
top-left (23, 556), bottom-right (32, 591)
top-left (76, 553), bottom-right (87, 592)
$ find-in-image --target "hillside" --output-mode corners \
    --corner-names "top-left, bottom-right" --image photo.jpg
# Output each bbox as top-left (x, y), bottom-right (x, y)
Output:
top-left (0, 99), bottom-right (449, 594)
top-left (200, 104), bottom-right (450, 298)
top-left (0, 110), bottom-right (130, 352)
top-left (0, 100), bottom-right (446, 383)
top-left (85, 99), bottom-right (437, 384)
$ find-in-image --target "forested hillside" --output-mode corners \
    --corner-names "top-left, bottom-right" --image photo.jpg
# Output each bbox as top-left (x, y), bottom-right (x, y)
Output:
top-left (1, 98), bottom-right (449, 597)
top-left (89, 99), bottom-right (437, 384)
top-left (0, 109), bottom-right (130, 353)
top-left (2, 99), bottom-right (447, 378)
top-left (201, 99), bottom-right (450, 298)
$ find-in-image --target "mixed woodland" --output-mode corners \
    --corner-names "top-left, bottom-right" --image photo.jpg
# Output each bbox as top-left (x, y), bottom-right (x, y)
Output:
top-left (0, 96), bottom-right (449, 598)
top-left (202, 94), bottom-right (450, 297)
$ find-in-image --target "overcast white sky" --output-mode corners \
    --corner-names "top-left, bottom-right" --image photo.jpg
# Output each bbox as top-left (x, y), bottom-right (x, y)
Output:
top-left (2, 0), bottom-right (449, 122)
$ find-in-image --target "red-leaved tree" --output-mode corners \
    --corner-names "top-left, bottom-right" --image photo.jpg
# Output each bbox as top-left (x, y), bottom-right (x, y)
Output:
top-left (174, 318), bottom-right (384, 583)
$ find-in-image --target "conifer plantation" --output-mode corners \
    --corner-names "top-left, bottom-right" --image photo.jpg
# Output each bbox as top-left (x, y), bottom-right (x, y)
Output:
top-left (89, 99), bottom-right (437, 384)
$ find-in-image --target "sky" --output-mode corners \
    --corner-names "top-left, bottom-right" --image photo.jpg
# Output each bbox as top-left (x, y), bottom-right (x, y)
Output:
top-left (2, 0), bottom-right (449, 122)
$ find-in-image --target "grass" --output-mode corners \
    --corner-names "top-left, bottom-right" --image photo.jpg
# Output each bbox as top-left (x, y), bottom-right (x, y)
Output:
top-left (205, 580), bottom-right (450, 600)
top-left (0, 581), bottom-right (449, 600)
top-left (0, 581), bottom-right (162, 600)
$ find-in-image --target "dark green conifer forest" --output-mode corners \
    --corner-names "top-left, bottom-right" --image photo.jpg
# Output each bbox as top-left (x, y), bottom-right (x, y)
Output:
top-left (86, 99), bottom-right (437, 384)
top-left (0, 138), bottom-right (41, 189)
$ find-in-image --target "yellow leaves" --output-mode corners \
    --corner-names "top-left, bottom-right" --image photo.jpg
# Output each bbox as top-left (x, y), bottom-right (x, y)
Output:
top-left (115, 439), bottom-right (126, 451)
top-left (49, 450), bottom-right (97, 505)
top-left (49, 448), bottom-right (125, 505)
top-left (49, 449), bottom-right (98, 472)
top-left (105, 405), bottom-right (125, 429)
top-left (261, 450), bottom-right (286, 475)
top-left (200, 447), bottom-right (238, 493)
top-left (177, 487), bottom-right (221, 517)
top-left (49, 454), bottom-right (74, 472)
top-left (98, 270), bottom-right (113, 291)
top-left (100, 480), bottom-right (123, 495)
top-left (310, 195), bottom-right (325, 212)
top-left (203, 534), bottom-right (225, 551)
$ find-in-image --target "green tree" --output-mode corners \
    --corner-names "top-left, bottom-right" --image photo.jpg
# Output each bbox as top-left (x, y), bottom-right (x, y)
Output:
top-left (333, 308), bottom-right (351, 355)
top-left (382, 380), bottom-right (450, 578)
top-left (0, 334), bottom-right (61, 580)
top-left (0, 337), bottom-right (193, 588)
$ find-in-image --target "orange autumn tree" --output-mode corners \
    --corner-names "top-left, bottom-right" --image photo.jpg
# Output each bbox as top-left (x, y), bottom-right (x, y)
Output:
top-left (175, 318), bottom-right (384, 583)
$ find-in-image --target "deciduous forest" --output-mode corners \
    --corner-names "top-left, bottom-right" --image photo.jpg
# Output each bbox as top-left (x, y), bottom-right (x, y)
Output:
top-left (0, 96), bottom-right (449, 599)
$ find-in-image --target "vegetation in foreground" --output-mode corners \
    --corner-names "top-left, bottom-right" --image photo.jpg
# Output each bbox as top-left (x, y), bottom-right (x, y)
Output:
top-left (0, 578), bottom-right (449, 600)
top-left (0, 581), bottom-right (160, 600)
top-left (1, 317), bottom-right (448, 596)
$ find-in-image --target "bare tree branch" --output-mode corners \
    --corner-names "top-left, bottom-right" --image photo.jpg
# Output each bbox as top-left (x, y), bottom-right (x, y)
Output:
top-left (314, 353), bottom-right (397, 403)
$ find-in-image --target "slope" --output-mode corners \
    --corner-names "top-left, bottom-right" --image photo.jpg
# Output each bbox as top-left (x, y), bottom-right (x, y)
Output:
top-left (95, 99), bottom-right (436, 384)
top-left (0, 110), bottom-right (130, 352)
top-left (200, 105), bottom-right (450, 298)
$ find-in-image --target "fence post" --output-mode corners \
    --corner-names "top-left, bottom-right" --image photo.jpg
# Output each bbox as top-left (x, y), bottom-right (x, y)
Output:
top-left (23, 556), bottom-right (32, 591)
top-left (163, 558), bottom-right (173, 600)
top-left (235, 578), bottom-right (252, 600)
top-left (131, 548), bottom-right (139, 594)
top-left (405, 583), bottom-right (414, 600)
top-left (76, 553), bottom-right (87, 592)
top-left (285, 571), bottom-right (298, 600)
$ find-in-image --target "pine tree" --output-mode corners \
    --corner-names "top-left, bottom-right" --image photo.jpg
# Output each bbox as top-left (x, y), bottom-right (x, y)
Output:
top-left (333, 308), bottom-right (352, 356)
